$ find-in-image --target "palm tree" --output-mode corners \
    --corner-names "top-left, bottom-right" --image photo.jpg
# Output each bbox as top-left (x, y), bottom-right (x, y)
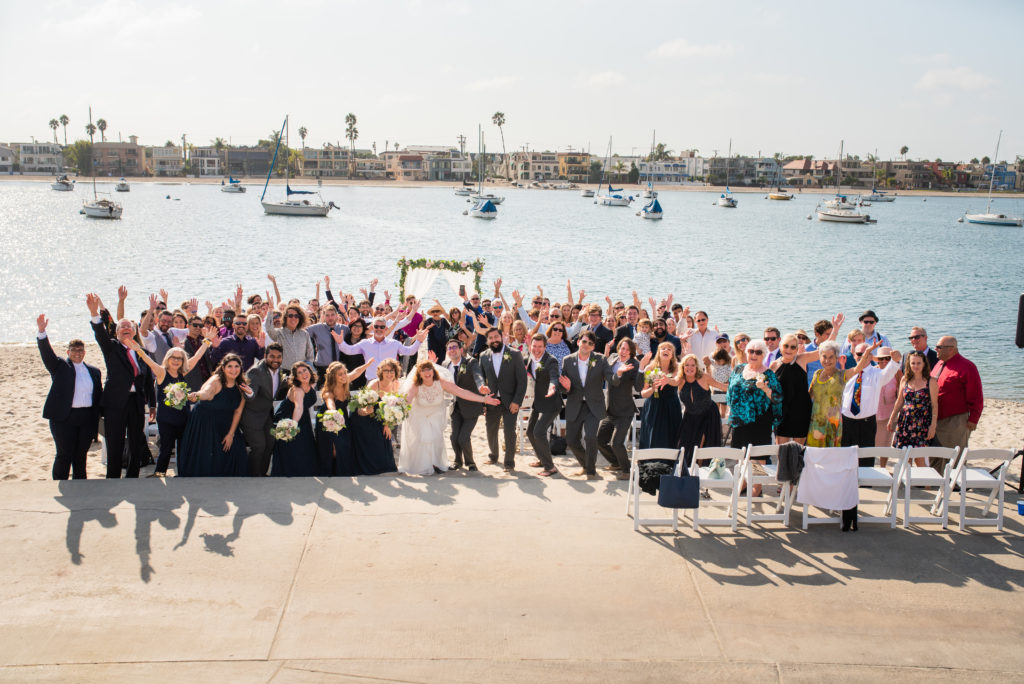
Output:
top-left (345, 113), bottom-right (358, 176)
top-left (612, 160), bottom-right (626, 181)
top-left (212, 137), bottom-right (226, 174)
top-left (48, 119), bottom-right (59, 144)
top-left (59, 114), bottom-right (69, 146)
top-left (394, 141), bottom-right (399, 151)
top-left (85, 122), bottom-right (97, 143)
top-left (298, 126), bottom-right (307, 147)
top-left (649, 142), bottom-right (672, 161)
top-left (492, 112), bottom-right (508, 179)
top-left (900, 145), bottom-right (909, 160)
top-left (97, 118), bottom-right (107, 142)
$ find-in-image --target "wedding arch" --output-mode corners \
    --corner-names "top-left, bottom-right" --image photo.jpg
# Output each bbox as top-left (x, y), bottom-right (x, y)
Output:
top-left (397, 257), bottom-right (485, 301)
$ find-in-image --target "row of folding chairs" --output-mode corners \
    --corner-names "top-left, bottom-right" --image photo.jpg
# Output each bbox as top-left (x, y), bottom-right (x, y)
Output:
top-left (626, 444), bottom-right (1015, 533)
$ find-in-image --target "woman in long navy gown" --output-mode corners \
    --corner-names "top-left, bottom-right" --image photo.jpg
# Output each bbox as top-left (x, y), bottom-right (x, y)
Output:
top-left (638, 342), bottom-right (682, 450)
top-left (271, 362), bottom-right (319, 477)
top-left (317, 359), bottom-right (372, 476)
top-left (676, 354), bottom-right (727, 465)
top-left (348, 358), bottom-right (400, 475)
top-left (177, 353), bottom-right (249, 477)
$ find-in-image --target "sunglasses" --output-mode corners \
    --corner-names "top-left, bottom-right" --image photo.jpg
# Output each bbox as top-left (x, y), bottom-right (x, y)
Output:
top-left (736, 338), bottom-right (749, 344)
top-left (470, 298), bottom-right (480, 302)
top-left (285, 314), bottom-right (299, 319)
top-left (578, 339), bottom-right (594, 346)
top-left (373, 325), bottom-right (386, 330)
top-left (189, 323), bottom-right (202, 328)
top-left (782, 344), bottom-right (798, 350)
top-left (908, 335), bottom-right (924, 340)
top-left (747, 350), bottom-right (763, 356)
top-left (614, 304), bottom-right (624, 310)
top-left (875, 356), bottom-right (891, 361)
top-left (233, 321), bottom-right (247, 326)
top-left (696, 318), bottom-right (707, 323)
top-left (764, 336), bottom-right (778, 341)
top-left (550, 328), bottom-right (565, 333)
top-left (861, 320), bottom-right (877, 325)
top-left (797, 335), bottom-right (810, 342)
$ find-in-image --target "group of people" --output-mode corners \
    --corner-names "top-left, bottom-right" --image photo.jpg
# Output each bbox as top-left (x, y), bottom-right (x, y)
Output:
top-left (37, 276), bottom-right (985, 482)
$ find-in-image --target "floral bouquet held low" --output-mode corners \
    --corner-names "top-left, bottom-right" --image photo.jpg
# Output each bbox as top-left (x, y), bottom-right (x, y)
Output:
top-left (272, 418), bottom-right (300, 442)
top-left (319, 409), bottom-right (346, 434)
top-left (645, 367), bottom-right (666, 398)
top-left (348, 387), bottom-right (381, 417)
top-left (376, 392), bottom-right (412, 440)
top-left (163, 382), bottom-right (190, 410)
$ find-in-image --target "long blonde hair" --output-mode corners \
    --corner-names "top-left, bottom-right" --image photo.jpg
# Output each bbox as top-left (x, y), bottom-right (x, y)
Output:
top-left (677, 353), bottom-right (703, 381)
top-left (651, 342), bottom-right (678, 377)
top-left (321, 362), bottom-right (351, 402)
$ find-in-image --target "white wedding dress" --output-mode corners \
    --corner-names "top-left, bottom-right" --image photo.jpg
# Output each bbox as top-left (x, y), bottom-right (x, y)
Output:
top-left (398, 369), bottom-right (452, 475)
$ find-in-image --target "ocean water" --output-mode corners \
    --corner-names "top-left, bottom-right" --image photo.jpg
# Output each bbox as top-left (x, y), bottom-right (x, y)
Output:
top-left (1, 180), bottom-right (1022, 398)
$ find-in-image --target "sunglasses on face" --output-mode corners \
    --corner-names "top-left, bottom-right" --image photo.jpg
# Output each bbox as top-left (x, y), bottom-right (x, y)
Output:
top-left (551, 328), bottom-right (564, 333)
top-left (234, 321), bottom-right (247, 326)
top-left (696, 318), bottom-right (707, 323)
top-left (470, 298), bottom-right (480, 302)
top-left (764, 336), bottom-right (778, 341)
top-left (908, 335), bottom-right (924, 340)
top-left (876, 356), bottom-right (891, 361)
top-left (578, 340), bottom-right (593, 346)
top-left (797, 336), bottom-right (810, 342)
top-left (285, 314), bottom-right (299, 319)
top-left (782, 344), bottom-right (798, 350)
top-left (189, 323), bottom-right (202, 328)
top-left (373, 325), bottom-right (386, 330)
top-left (747, 350), bottom-right (763, 356)
top-left (861, 320), bottom-right (876, 325)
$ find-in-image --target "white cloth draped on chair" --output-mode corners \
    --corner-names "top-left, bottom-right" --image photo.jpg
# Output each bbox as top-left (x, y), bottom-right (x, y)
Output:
top-left (796, 446), bottom-right (859, 510)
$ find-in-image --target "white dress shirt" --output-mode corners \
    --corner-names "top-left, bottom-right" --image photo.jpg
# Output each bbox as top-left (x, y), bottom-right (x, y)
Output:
top-left (71, 361), bottom-right (94, 407)
top-left (491, 345), bottom-right (505, 378)
top-left (840, 361), bottom-right (901, 419)
top-left (271, 369), bottom-right (280, 397)
top-left (337, 336), bottom-right (422, 380)
top-left (577, 355), bottom-right (590, 385)
top-left (690, 329), bottom-right (718, 366)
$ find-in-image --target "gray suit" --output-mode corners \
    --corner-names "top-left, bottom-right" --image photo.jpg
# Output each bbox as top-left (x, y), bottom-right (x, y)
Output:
top-left (561, 352), bottom-right (613, 474)
top-left (526, 352), bottom-right (562, 471)
top-left (240, 360), bottom-right (288, 476)
top-left (479, 345), bottom-right (528, 468)
top-left (443, 357), bottom-right (485, 467)
top-left (597, 353), bottom-right (644, 472)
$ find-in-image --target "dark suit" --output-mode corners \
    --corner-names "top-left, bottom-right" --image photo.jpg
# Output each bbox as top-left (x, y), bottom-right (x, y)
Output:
top-left (613, 323), bottom-right (637, 347)
top-left (443, 357), bottom-right (485, 467)
top-left (525, 352), bottom-right (562, 471)
top-left (586, 323), bottom-right (614, 352)
top-left (479, 346), bottom-right (528, 467)
top-left (597, 354), bottom-right (644, 472)
top-left (241, 360), bottom-right (289, 476)
top-left (91, 321), bottom-right (155, 478)
top-left (561, 352), bottom-right (613, 474)
top-left (38, 335), bottom-right (102, 479)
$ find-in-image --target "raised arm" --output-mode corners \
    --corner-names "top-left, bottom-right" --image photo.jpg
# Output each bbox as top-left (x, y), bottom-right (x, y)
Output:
top-left (127, 338), bottom-right (166, 383)
top-left (115, 285), bottom-right (128, 322)
top-left (441, 378), bottom-right (500, 405)
top-left (346, 357), bottom-right (375, 383)
top-left (35, 314), bottom-right (60, 374)
top-left (267, 274), bottom-right (282, 304)
top-left (189, 375), bottom-right (222, 403)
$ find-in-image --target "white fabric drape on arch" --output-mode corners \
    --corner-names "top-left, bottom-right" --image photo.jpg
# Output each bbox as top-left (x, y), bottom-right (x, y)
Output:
top-left (403, 267), bottom-right (477, 299)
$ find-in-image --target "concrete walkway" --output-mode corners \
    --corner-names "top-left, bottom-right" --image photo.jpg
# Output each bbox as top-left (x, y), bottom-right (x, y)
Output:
top-left (0, 475), bottom-right (1022, 682)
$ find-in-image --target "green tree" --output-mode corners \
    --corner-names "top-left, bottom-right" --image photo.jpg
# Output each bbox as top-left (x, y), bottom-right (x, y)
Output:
top-left (942, 167), bottom-right (956, 186)
top-left (612, 160), bottom-right (625, 181)
top-left (628, 162), bottom-right (640, 184)
top-left (96, 118), bottom-right (107, 142)
top-left (491, 112), bottom-right (508, 179)
top-left (647, 143), bottom-right (672, 161)
top-left (59, 114), bottom-right (69, 146)
top-left (345, 113), bottom-right (358, 176)
top-left (164, 140), bottom-right (175, 147)
top-left (970, 157), bottom-right (980, 164)
top-left (85, 122), bottom-right (96, 143)
top-left (588, 160), bottom-right (602, 183)
top-left (63, 140), bottom-right (92, 173)
top-left (48, 118), bottom-right (59, 144)
top-left (900, 145), bottom-right (909, 159)
top-left (981, 155), bottom-right (991, 165)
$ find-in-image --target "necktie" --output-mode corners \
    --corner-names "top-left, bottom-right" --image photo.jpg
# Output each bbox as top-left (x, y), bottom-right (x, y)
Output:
top-left (329, 327), bottom-right (338, 362)
top-left (126, 346), bottom-right (140, 377)
top-left (162, 331), bottom-right (172, 348)
top-left (851, 371), bottom-right (862, 415)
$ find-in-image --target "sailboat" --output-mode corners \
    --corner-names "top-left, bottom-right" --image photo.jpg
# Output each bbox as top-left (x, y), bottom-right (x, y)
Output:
top-left (596, 137), bottom-right (633, 207)
top-left (641, 131), bottom-right (658, 199)
top-left (81, 107), bottom-right (123, 219)
top-left (767, 160), bottom-right (793, 200)
top-left (965, 131), bottom-right (1022, 226)
top-left (51, 175), bottom-right (75, 191)
top-left (468, 125), bottom-right (498, 219)
top-left (817, 140), bottom-right (871, 224)
top-left (863, 151), bottom-right (894, 202)
top-left (261, 115), bottom-right (335, 216)
top-left (114, 177), bottom-right (130, 192)
top-left (221, 146), bottom-right (246, 193)
top-left (717, 139), bottom-right (737, 207)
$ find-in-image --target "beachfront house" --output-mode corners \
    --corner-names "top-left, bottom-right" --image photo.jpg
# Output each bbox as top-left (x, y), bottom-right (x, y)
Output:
top-left (13, 142), bottom-right (63, 174)
top-left (0, 145), bottom-right (14, 174)
top-left (92, 137), bottom-right (144, 177)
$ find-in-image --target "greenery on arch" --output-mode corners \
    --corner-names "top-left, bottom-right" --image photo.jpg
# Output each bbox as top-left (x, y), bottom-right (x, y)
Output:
top-left (397, 257), bottom-right (485, 300)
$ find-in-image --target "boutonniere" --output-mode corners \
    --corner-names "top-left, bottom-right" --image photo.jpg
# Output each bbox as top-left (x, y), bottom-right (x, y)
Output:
top-left (503, 352), bottom-right (511, 362)
top-left (536, 362), bottom-right (544, 372)
top-left (589, 359), bottom-right (596, 368)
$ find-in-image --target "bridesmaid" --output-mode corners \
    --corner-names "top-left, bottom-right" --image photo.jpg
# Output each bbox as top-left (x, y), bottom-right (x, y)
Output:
top-left (271, 362), bottom-right (319, 477)
top-left (128, 333), bottom-right (214, 476)
top-left (317, 358), bottom-right (373, 476)
top-left (340, 319), bottom-right (368, 390)
top-left (638, 342), bottom-right (680, 450)
top-left (676, 354), bottom-right (727, 465)
top-left (348, 358), bottom-right (401, 475)
top-left (177, 353), bottom-right (250, 477)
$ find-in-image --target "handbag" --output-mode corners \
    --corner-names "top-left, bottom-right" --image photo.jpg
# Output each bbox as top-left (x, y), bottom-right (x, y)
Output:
top-left (657, 473), bottom-right (700, 509)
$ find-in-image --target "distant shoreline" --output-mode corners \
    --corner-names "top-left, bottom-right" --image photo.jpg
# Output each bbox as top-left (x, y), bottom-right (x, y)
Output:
top-left (3, 175), bottom-right (1022, 199)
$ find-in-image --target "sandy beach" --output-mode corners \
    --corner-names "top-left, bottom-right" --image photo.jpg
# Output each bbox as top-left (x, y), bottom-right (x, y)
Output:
top-left (2, 342), bottom-right (1020, 482)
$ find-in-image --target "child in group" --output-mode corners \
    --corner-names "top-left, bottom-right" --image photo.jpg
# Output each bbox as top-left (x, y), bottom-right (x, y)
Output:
top-left (709, 348), bottom-right (732, 417)
top-left (634, 318), bottom-right (653, 357)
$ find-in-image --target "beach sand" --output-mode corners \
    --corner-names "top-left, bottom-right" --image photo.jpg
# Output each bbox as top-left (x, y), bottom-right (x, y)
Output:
top-left (2, 343), bottom-right (1021, 482)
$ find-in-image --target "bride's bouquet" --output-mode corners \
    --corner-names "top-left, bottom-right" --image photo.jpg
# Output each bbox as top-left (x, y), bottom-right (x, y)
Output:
top-left (376, 392), bottom-right (412, 429)
top-left (348, 387), bottom-right (380, 416)
top-left (319, 409), bottom-right (346, 434)
top-left (163, 382), bottom-right (190, 410)
top-left (271, 418), bottom-right (300, 442)
top-left (645, 367), bottom-right (666, 398)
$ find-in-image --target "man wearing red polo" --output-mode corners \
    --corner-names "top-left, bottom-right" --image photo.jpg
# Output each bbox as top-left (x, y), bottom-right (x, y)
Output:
top-left (931, 336), bottom-right (983, 471)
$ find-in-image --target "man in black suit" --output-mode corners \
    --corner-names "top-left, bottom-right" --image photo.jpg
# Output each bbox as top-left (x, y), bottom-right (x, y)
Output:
top-left (524, 333), bottom-right (562, 476)
top-left (37, 314), bottom-right (102, 479)
top-left (905, 326), bottom-right (939, 372)
top-left (479, 328), bottom-right (528, 471)
top-left (240, 343), bottom-right (288, 476)
top-left (598, 338), bottom-right (645, 477)
top-left (580, 304), bottom-right (613, 351)
top-left (612, 305), bottom-right (641, 349)
top-left (558, 330), bottom-right (613, 479)
top-left (87, 293), bottom-right (155, 478)
top-left (442, 339), bottom-right (485, 471)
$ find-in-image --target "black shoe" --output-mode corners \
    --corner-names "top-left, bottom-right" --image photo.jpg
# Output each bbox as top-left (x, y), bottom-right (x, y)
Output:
top-left (433, 466), bottom-right (443, 474)
top-left (467, 464), bottom-right (478, 471)
top-left (449, 463), bottom-right (462, 470)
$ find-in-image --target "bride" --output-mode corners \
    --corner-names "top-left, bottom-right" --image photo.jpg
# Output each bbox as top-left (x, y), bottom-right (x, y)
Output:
top-left (399, 359), bottom-right (498, 475)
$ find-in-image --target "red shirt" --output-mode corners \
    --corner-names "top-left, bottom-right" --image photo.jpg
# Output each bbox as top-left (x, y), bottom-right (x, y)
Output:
top-left (931, 353), bottom-right (983, 424)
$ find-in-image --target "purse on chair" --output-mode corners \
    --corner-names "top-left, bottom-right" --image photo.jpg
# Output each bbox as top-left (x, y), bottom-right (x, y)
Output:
top-left (657, 473), bottom-right (700, 509)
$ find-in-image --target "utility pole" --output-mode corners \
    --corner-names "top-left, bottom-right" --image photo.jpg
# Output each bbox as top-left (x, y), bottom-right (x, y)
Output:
top-left (181, 133), bottom-right (188, 176)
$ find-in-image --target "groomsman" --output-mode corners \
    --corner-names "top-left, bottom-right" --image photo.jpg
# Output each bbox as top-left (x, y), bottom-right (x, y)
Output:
top-left (597, 338), bottom-right (644, 477)
top-left (558, 330), bottom-right (613, 479)
top-left (613, 306), bottom-right (641, 346)
top-left (479, 328), bottom-right (528, 471)
top-left (581, 305), bottom-right (614, 350)
top-left (37, 314), bottom-right (102, 479)
top-left (87, 293), bottom-right (155, 478)
top-left (524, 333), bottom-right (562, 477)
top-left (241, 343), bottom-right (288, 476)
top-left (442, 339), bottom-right (485, 471)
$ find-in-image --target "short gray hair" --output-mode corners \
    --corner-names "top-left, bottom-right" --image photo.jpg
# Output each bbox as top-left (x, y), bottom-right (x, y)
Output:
top-left (746, 338), bottom-right (768, 355)
top-left (818, 340), bottom-right (840, 357)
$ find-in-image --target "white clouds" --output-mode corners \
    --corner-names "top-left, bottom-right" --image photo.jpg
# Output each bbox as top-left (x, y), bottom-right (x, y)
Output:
top-left (466, 76), bottom-right (520, 92)
top-left (48, 0), bottom-right (200, 40)
top-left (914, 66), bottom-right (996, 91)
top-left (650, 39), bottom-right (739, 59)
top-left (579, 70), bottom-right (625, 88)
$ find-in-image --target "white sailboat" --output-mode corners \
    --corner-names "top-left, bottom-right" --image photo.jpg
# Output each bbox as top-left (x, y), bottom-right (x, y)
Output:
top-left (467, 125), bottom-right (497, 219)
top-left (81, 107), bottom-right (123, 219)
top-left (114, 177), bottom-right (130, 192)
top-left (817, 141), bottom-right (871, 224)
top-left (51, 175), bottom-right (75, 191)
top-left (863, 150), bottom-right (895, 202)
top-left (596, 137), bottom-right (633, 207)
top-left (767, 160), bottom-right (793, 200)
top-left (717, 139), bottom-right (737, 208)
top-left (221, 147), bottom-right (246, 193)
top-left (965, 130), bottom-right (1022, 227)
top-left (640, 130), bottom-right (658, 199)
top-left (261, 115), bottom-right (335, 216)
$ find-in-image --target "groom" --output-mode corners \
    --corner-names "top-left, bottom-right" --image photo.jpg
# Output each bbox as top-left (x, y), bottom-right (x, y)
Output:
top-left (558, 330), bottom-right (613, 479)
top-left (442, 339), bottom-right (486, 471)
top-left (479, 328), bottom-right (528, 472)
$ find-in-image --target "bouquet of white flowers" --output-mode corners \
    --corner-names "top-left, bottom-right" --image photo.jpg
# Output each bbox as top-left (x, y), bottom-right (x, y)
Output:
top-left (271, 418), bottom-right (300, 442)
top-left (644, 367), bottom-right (666, 398)
top-left (319, 409), bottom-right (346, 434)
top-left (347, 387), bottom-right (380, 415)
top-left (163, 381), bottom-right (190, 410)
top-left (376, 392), bottom-right (412, 429)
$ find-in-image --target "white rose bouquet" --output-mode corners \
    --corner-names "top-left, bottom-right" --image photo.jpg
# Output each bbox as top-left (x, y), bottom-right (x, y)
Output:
top-left (645, 367), bottom-right (666, 398)
top-left (348, 387), bottom-right (380, 415)
top-left (163, 381), bottom-right (190, 410)
top-left (272, 418), bottom-right (300, 442)
top-left (376, 392), bottom-right (412, 429)
top-left (319, 409), bottom-right (346, 434)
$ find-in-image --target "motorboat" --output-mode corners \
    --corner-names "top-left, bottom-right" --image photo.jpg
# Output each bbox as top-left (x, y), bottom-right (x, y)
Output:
top-left (468, 199), bottom-right (497, 219)
top-left (717, 191), bottom-right (737, 208)
top-left (864, 187), bottom-right (895, 202)
top-left (221, 177), bottom-right (246, 193)
top-left (965, 130), bottom-right (1022, 227)
top-left (260, 115), bottom-right (335, 216)
top-left (580, 188), bottom-right (595, 197)
top-left (470, 192), bottom-right (504, 204)
top-left (51, 175), bottom-right (75, 191)
top-left (638, 198), bottom-right (663, 220)
top-left (454, 187), bottom-right (472, 196)
top-left (816, 206), bottom-right (872, 223)
top-left (114, 178), bottom-right (130, 192)
top-left (768, 189), bottom-right (793, 200)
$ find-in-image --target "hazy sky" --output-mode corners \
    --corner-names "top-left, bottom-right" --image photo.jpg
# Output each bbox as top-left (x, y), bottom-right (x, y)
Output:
top-left (3, 0), bottom-right (1022, 161)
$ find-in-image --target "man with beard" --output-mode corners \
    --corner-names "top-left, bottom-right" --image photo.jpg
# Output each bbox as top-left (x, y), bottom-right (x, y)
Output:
top-left (241, 343), bottom-right (288, 476)
top-left (651, 317), bottom-right (681, 357)
top-left (479, 328), bottom-right (528, 471)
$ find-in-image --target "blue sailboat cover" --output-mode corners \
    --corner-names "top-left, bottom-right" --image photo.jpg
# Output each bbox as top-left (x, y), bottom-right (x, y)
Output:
top-left (645, 198), bottom-right (662, 213)
top-left (228, 177), bottom-right (241, 184)
top-left (286, 184), bottom-right (314, 195)
top-left (477, 200), bottom-right (497, 213)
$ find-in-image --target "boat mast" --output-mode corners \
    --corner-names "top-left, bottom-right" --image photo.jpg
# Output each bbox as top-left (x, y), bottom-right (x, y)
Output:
top-left (837, 140), bottom-right (844, 196)
top-left (89, 106), bottom-right (97, 200)
top-left (261, 115), bottom-right (288, 201)
top-left (477, 124), bottom-right (482, 194)
top-left (648, 129), bottom-right (655, 190)
top-left (985, 130), bottom-right (1002, 214)
top-left (725, 139), bottom-right (731, 191)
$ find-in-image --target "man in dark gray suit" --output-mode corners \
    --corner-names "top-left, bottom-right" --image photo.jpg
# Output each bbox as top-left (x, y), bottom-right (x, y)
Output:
top-left (240, 343), bottom-right (288, 476)
top-left (442, 339), bottom-right (486, 471)
top-left (479, 328), bottom-right (528, 471)
top-left (597, 338), bottom-right (645, 478)
top-left (524, 333), bottom-right (562, 477)
top-left (558, 330), bottom-right (613, 479)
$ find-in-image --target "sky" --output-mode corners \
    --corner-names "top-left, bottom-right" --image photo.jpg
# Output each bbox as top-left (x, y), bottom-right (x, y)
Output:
top-left (2, 0), bottom-right (1023, 162)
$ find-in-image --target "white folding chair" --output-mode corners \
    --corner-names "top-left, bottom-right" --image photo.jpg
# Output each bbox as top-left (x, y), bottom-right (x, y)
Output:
top-left (798, 446), bottom-right (859, 529)
top-left (951, 448), bottom-right (1014, 531)
top-left (688, 446), bottom-right (745, 532)
top-left (901, 446), bottom-right (960, 529)
top-left (516, 406), bottom-right (533, 455)
top-left (711, 392), bottom-right (731, 444)
top-left (855, 446), bottom-right (906, 528)
top-left (626, 448), bottom-right (680, 531)
top-left (742, 444), bottom-right (791, 525)
top-left (628, 397), bottom-right (645, 456)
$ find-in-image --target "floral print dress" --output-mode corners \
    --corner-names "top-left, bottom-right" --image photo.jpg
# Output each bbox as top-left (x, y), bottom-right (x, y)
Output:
top-left (806, 369), bottom-right (844, 447)
top-left (893, 385), bottom-right (932, 448)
